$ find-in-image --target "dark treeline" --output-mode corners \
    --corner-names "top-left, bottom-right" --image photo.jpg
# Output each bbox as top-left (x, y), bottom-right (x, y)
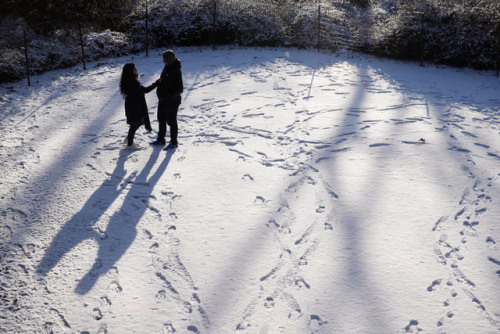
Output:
top-left (1, 0), bottom-right (499, 84)
top-left (0, 0), bottom-right (134, 31)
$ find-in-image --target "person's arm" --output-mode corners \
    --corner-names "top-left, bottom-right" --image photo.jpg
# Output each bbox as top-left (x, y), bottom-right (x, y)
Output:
top-left (141, 80), bottom-right (159, 94)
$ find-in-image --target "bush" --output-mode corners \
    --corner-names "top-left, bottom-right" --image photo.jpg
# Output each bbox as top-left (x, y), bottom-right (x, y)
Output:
top-left (364, 0), bottom-right (500, 69)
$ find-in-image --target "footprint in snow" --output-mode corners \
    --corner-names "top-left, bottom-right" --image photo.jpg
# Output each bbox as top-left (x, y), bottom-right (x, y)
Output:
top-left (288, 307), bottom-right (302, 321)
top-left (236, 320), bottom-right (251, 331)
top-left (264, 297), bottom-right (274, 309)
top-left (107, 267), bottom-right (118, 279)
top-left (254, 196), bottom-right (266, 204)
top-left (49, 308), bottom-right (71, 329)
top-left (187, 325), bottom-right (199, 333)
top-left (369, 143), bottom-right (391, 147)
top-left (107, 281), bottom-right (122, 294)
top-left (100, 296), bottom-right (112, 307)
top-left (143, 229), bottom-right (153, 239)
top-left (404, 320), bottom-right (421, 333)
top-left (487, 152), bottom-right (500, 160)
top-left (89, 258), bottom-right (103, 277)
top-left (295, 278), bottom-right (311, 289)
top-left (0, 225), bottom-right (12, 243)
top-left (486, 236), bottom-right (496, 245)
top-left (308, 314), bottom-right (328, 330)
top-left (242, 173), bottom-right (254, 181)
top-left (156, 289), bottom-right (167, 300)
top-left (149, 242), bottom-right (159, 253)
top-left (267, 219), bottom-right (279, 228)
top-left (427, 279), bottom-right (442, 292)
top-left (93, 307), bottom-right (103, 320)
top-left (97, 326), bottom-right (108, 334)
top-left (163, 322), bottom-right (176, 333)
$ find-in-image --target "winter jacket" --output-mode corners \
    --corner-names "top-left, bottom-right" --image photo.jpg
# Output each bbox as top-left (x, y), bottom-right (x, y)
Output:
top-left (124, 79), bottom-right (158, 128)
top-left (156, 59), bottom-right (183, 101)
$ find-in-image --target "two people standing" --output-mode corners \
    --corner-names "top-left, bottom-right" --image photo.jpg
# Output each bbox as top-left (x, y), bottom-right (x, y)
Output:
top-left (119, 50), bottom-right (183, 150)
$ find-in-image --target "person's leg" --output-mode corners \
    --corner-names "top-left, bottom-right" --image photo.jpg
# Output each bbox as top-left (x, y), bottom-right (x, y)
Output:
top-left (127, 122), bottom-right (141, 146)
top-left (166, 99), bottom-right (180, 145)
top-left (156, 103), bottom-right (167, 144)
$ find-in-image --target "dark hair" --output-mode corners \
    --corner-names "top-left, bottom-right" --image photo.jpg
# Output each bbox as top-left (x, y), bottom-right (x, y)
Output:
top-left (162, 50), bottom-right (176, 65)
top-left (120, 63), bottom-right (137, 97)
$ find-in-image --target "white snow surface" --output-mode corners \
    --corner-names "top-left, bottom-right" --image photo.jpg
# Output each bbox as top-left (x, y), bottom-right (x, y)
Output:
top-left (1, 47), bottom-right (500, 334)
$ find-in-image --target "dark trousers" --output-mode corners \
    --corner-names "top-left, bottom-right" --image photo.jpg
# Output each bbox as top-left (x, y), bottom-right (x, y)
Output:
top-left (127, 122), bottom-right (142, 146)
top-left (157, 97), bottom-right (181, 145)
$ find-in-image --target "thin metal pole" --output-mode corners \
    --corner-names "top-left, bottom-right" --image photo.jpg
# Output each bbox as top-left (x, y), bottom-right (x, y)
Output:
top-left (420, 12), bottom-right (424, 66)
top-left (23, 29), bottom-right (31, 86)
top-left (317, 5), bottom-right (321, 52)
top-left (212, 0), bottom-right (217, 49)
top-left (78, 19), bottom-right (87, 70)
top-left (145, 0), bottom-right (149, 56)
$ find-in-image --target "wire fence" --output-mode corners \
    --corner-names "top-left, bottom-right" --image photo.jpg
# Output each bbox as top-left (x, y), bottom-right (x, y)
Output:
top-left (4, 0), bottom-right (500, 85)
top-left (16, 1), bottom-right (358, 86)
top-left (318, 3), bottom-right (360, 53)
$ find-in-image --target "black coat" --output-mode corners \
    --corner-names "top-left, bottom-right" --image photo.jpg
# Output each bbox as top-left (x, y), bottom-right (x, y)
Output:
top-left (156, 59), bottom-right (183, 101)
top-left (124, 79), bottom-right (158, 127)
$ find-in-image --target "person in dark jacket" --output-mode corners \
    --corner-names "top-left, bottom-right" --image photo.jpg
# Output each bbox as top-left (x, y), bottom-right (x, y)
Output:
top-left (151, 50), bottom-right (183, 149)
top-left (119, 63), bottom-right (159, 149)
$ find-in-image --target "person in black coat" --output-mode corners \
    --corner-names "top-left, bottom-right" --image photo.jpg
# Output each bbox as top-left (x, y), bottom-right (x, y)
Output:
top-left (151, 50), bottom-right (183, 149)
top-left (119, 63), bottom-right (159, 148)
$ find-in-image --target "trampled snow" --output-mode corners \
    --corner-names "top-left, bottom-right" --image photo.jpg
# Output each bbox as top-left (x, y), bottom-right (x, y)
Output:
top-left (0, 47), bottom-right (499, 333)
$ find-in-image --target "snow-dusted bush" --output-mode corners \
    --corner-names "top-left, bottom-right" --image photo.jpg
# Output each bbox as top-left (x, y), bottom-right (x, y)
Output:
top-left (0, 20), bottom-right (28, 82)
top-left (85, 30), bottom-right (133, 60)
top-left (0, 48), bottom-right (25, 82)
top-left (366, 0), bottom-right (500, 69)
top-left (0, 28), bottom-right (136, 84)
top-left (219, 1), bottom-right (286, 46)
top-left (286, 5), bottom-right (318, 48)
top-left (128, 0), bottom-right (290, 47)
top-left (0, 23), bottom-right (80, 82)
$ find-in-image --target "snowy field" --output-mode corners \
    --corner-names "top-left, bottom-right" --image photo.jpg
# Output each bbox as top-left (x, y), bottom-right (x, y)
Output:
top-left (0, 47), bottom-right (499, 333)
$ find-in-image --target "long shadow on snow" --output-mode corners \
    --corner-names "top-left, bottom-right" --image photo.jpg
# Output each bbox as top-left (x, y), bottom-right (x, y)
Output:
top-left (4, 86), bottom-right (124, 242)
top-left (201, 52), bottom-right (395, 332)
top-left (37, 147), bottom-right (174, 294)
top-left (320, 61), bottom-right (395, 331)
top-left (317, 55), bottom-right (497, 330)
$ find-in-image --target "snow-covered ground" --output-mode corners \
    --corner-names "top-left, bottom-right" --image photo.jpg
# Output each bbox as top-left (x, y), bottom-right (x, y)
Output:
top-left (1, 47), bottom-right (499, 334)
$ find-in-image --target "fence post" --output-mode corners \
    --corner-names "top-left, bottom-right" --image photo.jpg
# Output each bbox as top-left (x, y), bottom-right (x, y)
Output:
top-left (494, 23), bottom-right (500, 76)
top-left (23, 29), bottom-right (31, 87)
top-left (78, 19), bottom-right (87, 70)
top-left (420, 11), bottom-right (424, 66)
top-left (145, 0), bottom-right (149, 56)
top-left (212, 0), bottom-right (217, 49)
top-left (317, 5), bottom-right (321, 52)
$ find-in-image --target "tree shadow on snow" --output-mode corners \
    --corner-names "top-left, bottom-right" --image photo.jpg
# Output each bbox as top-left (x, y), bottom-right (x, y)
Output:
top-left (36, 146), bottom-right (174, 294)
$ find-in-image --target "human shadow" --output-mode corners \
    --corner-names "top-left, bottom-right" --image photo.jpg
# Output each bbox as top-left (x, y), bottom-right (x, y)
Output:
top-left (37, 147), bottom-right (174, 294)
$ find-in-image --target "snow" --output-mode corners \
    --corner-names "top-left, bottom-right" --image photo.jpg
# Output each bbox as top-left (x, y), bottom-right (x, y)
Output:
top-left (1, 46), bottom-right (499, 334)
